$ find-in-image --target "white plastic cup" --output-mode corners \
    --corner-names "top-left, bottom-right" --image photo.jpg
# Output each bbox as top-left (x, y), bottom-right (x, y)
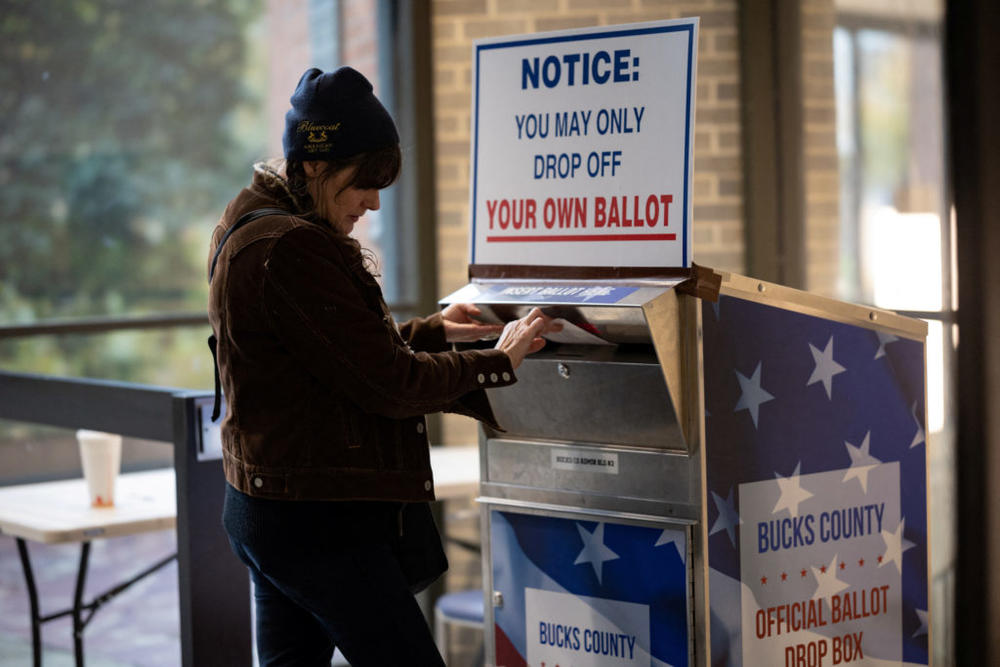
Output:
top-left (76, 430), bottom-right (122, 508)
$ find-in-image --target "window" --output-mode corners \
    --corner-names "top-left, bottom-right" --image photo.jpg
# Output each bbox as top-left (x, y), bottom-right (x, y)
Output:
top-left (0, 0), bottom-right (415, 474)
top-left (1, 1), bottom-right (267, 386)
top-left (833, 3), bottom-right (955, 662)
top-left (0, 0), bottom-right (415, 387)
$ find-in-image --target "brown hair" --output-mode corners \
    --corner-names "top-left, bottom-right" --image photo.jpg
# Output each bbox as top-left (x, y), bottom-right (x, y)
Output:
top-left (282, 143), bottom-right (402, 279)
top-left (284, 143), bottom-right (402, 215)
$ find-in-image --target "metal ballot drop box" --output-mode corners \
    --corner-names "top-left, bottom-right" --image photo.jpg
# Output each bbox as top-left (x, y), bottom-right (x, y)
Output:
top-left (441, 266), bottom-right (930, 667)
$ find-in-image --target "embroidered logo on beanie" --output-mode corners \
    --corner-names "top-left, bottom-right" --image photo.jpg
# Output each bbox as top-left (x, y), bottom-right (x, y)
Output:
top-left (283, 67), bottom-right (398, 161)
top-left (297, 120), bottom-right (342, 154)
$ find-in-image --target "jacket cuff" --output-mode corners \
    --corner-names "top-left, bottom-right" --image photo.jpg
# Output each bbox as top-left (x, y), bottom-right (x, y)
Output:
top-left (447, 350), bottom-right (515, 429)
top-left (465, 348), bottom-right (516, 391)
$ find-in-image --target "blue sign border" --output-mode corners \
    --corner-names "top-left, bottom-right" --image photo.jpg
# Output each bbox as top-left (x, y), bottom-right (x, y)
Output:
top-left (471, 22), bottom-right (695, 268)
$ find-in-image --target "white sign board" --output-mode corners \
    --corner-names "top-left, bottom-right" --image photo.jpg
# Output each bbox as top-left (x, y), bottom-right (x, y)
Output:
top-left (469, 19), bottom-right (698, 268)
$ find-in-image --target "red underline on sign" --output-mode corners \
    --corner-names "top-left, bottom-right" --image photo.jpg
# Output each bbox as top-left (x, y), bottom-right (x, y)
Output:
top-left (485, 233), bottom-right (677, 243)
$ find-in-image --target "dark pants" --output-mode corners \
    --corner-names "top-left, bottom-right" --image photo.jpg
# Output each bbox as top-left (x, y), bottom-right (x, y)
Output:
top-left (227, 536), bottom-right (445, 666)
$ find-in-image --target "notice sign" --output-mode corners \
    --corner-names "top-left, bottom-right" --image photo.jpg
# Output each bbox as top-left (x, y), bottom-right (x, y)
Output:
top-left (470, 19), bottom-right (698, 268)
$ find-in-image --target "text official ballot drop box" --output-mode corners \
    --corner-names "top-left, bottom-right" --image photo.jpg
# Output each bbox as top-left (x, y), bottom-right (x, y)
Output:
top-left (447, 17), bottom-right (931, 667)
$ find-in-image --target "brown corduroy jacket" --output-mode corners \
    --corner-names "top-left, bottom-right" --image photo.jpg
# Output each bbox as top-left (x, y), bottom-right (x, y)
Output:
top-left (208, 165), bottom-right (514, 502)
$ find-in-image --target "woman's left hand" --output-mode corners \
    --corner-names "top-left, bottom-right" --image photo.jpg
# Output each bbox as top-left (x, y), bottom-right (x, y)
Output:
top-left (442, 303), bottom-right (505, 342)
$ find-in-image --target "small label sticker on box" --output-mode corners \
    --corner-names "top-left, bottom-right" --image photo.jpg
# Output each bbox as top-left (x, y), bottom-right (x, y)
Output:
top-left (551, 449), bottom-right (619, 474)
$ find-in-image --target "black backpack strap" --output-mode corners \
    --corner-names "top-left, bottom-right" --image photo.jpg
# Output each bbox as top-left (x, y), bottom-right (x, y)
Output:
top-left (207, 207), bottom-right (290, 421)
top-left (208, 207), bottom-right (291, 283)
top-left (208, 334), bottom-right (223, 421)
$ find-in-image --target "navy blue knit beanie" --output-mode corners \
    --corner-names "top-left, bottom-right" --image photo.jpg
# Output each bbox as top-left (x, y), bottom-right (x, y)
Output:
top-left (283, 67), bottom-right (399, 161)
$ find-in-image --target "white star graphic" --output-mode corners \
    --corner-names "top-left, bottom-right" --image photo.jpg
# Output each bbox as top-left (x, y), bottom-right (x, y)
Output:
top-left (654, 529), bottom-right (686, 563)
top-left (574, 522), bottom-right (620, 584)
top-left (843, 431), bottom-right (882, 493)
top-left (807, 336), bottom-right (846, 399)
top-left (880, 517), bottom-right (916, 574)
top-left (875, 331), bottom-right (899, 359)
top-left (909, 401), bottom-right (925, 449)
top-left (773, 462), bottom-right (814, 518)
top-left (709, 487), bottom-right (742, 548)
top-left (912, 608), bottom-right (929, 638)
top-left (811, 555), bottom-right (850, 600)
top-left (734, 362), bottom-right (775, 429)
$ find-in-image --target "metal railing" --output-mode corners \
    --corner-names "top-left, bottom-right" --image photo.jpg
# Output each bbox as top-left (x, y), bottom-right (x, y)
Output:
top-left (0, 313), bottom-right (209, 340)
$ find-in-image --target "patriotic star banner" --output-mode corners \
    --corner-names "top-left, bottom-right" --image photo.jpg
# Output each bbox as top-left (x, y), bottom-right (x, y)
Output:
top-left (470, 18), bottom-right (697, 268)
top-left (490, 509), bottom-right (689, 667)
top-left (702, 295), bottom-right (929, 666)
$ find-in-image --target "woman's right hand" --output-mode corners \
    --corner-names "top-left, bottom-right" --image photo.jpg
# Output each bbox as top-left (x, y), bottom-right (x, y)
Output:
top-left (494, 308), bottom-right (560, 369)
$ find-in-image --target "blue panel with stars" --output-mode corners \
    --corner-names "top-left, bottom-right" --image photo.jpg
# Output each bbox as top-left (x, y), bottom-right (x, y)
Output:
top-left (702, 295), bottom-right (928, 666)
top-left (490, 509), bottom-right (689, 666)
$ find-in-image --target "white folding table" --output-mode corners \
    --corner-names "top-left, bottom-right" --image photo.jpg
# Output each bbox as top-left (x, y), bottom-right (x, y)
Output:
top-left (0, 468), bottom-right (177, 667)
top-left (0, 447), bottom-right (480, 666)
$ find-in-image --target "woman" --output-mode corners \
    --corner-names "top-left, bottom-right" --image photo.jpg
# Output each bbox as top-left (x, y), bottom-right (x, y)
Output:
top-left (207, 67), bottom-right (554, 665)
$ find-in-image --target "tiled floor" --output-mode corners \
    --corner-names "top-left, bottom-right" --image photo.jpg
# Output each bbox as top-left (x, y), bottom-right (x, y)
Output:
top-left (0, 531), bottom-right (180, 666)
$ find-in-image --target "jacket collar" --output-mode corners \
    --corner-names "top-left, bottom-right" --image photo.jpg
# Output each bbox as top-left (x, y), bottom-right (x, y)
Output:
top-left (250, 159), bottom-right (308, 215)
